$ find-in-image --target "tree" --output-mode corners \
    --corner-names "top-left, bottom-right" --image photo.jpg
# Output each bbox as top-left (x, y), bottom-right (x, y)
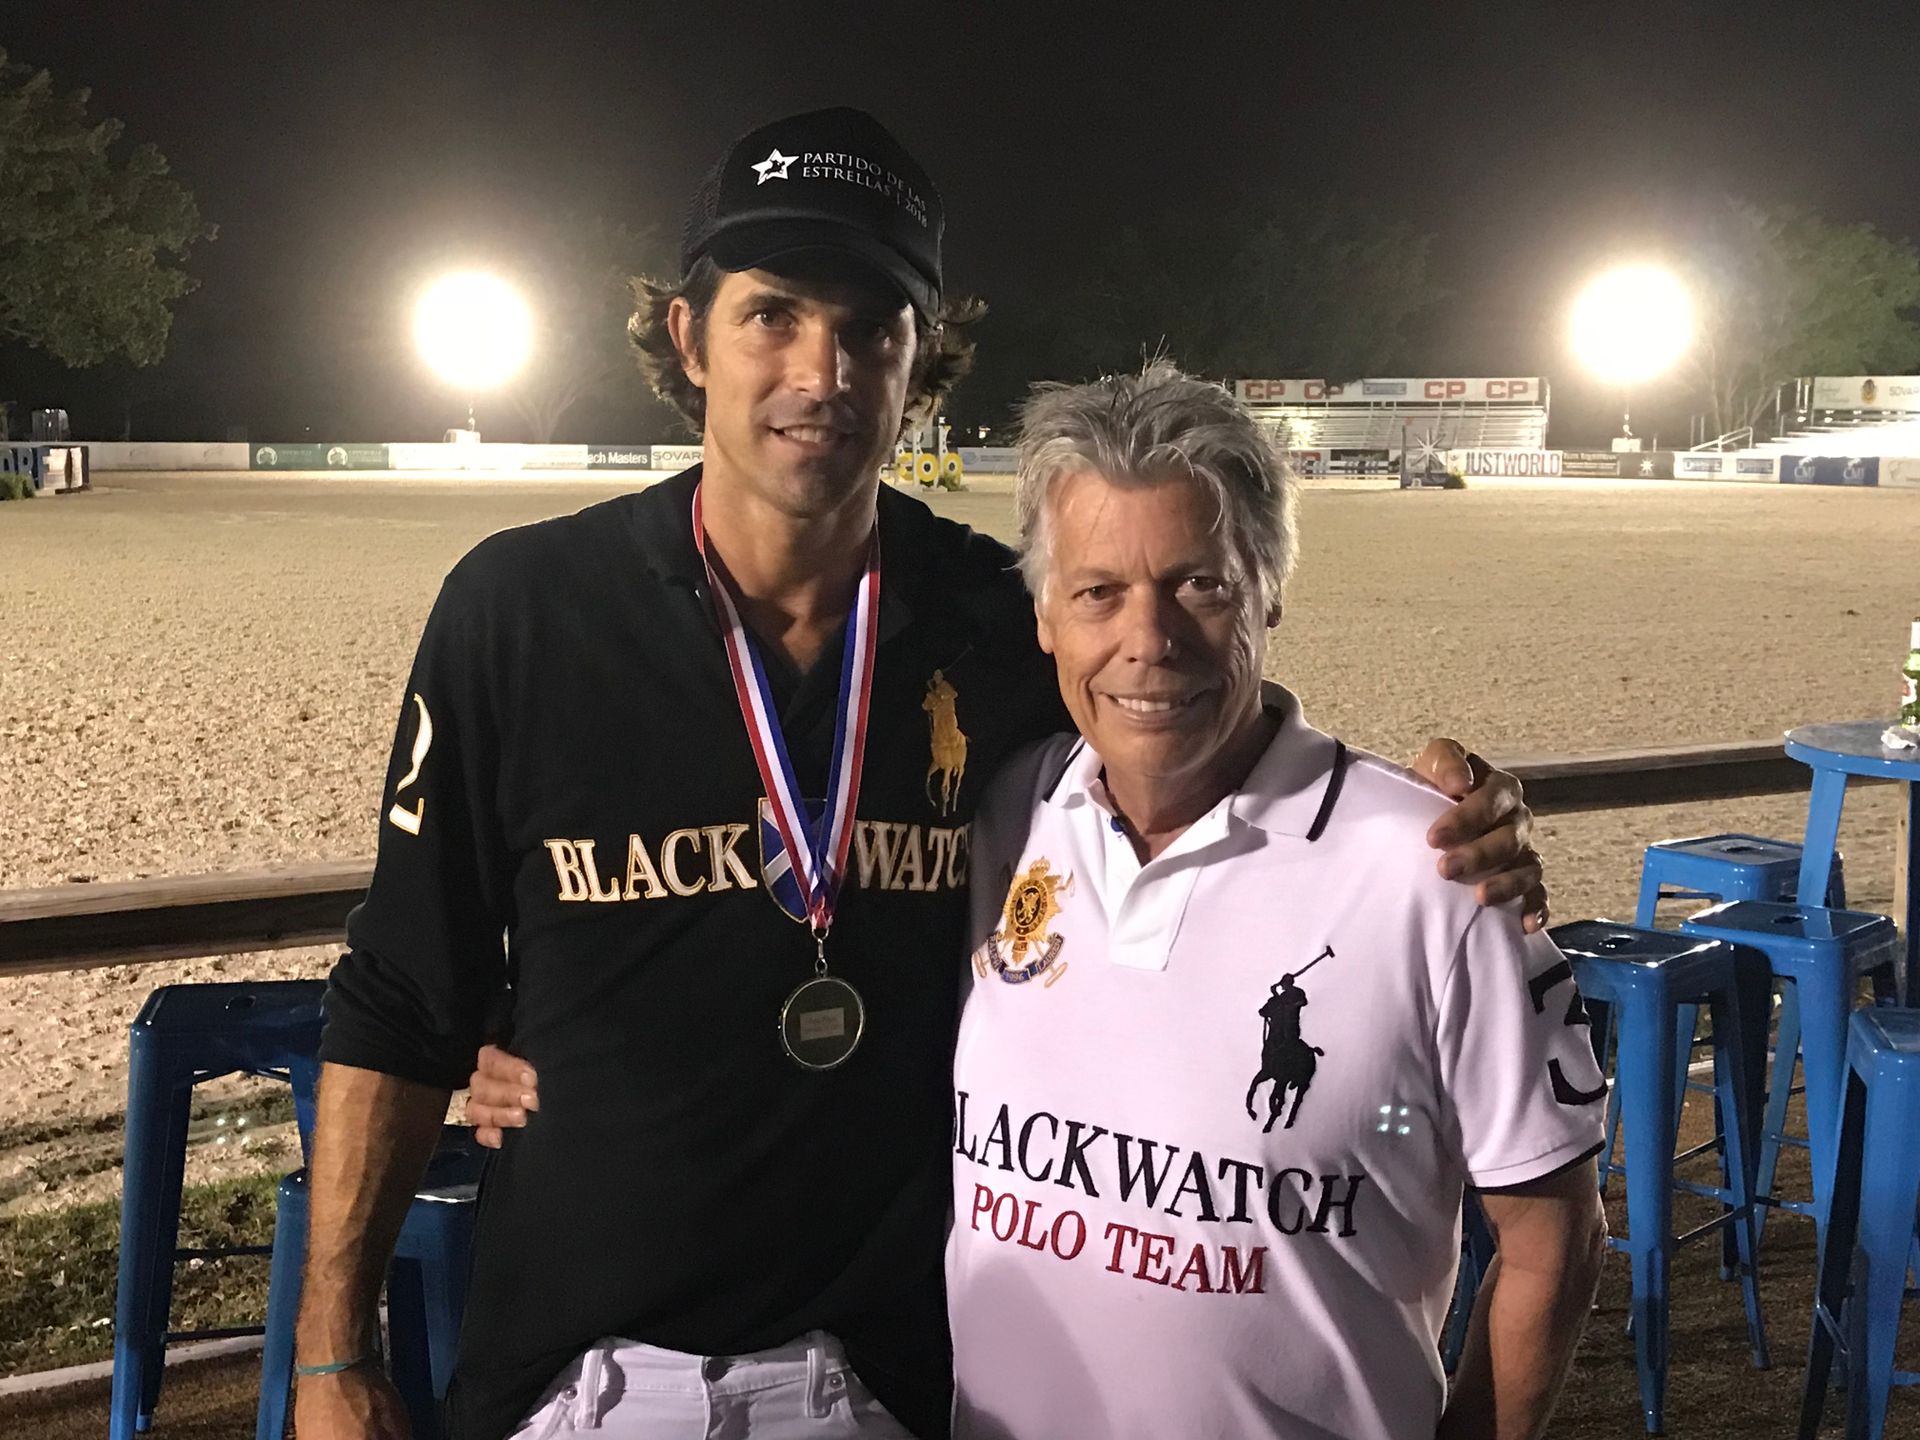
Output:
top-left (961, 198), bottom-right (1443, 427)
top-left (1201, 205), bottom-right (1442, 381)
top-left (0, 50), bottom-right (212, 368)
top-left (1681, 197), bottom-right (1920, 437)
top-left (503, 215), bottom-right (670, 443)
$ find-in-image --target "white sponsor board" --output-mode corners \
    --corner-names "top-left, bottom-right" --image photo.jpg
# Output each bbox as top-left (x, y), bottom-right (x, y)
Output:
top-left (519, 445), bottom-right (593, 469)
top-left (650, 445), bottom-right (705, 471)
top-left (1810, 376), bottom-right (1920, 411)
top-left (1674, 452), bottom-right (1728, 477)
top-left (1733, 453), bottom-right (1779, 480)
top-left (1237, 377), bottom-right (1544, 405)
top-left (1449, 449), bottom-right (1563, 478)
top-left (1236, 379), bottom-right (1329, 403)
top-left (87, 442), bottom-right (250, 471)
top-left (587, 447), bottom-right (654, 468)
top-left (1881, 457), bottom-right (1920, 489)
top-left (958, 447), bottom-right (1022, 473)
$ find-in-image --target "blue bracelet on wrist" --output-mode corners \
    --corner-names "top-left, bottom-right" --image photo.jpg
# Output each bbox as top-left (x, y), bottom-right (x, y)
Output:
top-left (295, 1353), bottom-right (374, 1377)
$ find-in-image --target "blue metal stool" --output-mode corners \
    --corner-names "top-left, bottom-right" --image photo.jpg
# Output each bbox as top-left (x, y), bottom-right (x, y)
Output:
top-left (109, 981), bottom-right (325, 1440)
top-left (255, 1131), bottom-right (483, 1440)
top-left (1679, 902), bottom-right (1900, 1249)
top-left (1552, 921), bottom-right (1771, 1434)
top-left (1629, 834), bottom-right (1845, 1147)
top-left (1441, 1191), bottom-right (1497, 1376)
top-left (1634, 833), bottom-right (1844, 928)
top-left (1799, 1008), bottom-right (1920, 1440)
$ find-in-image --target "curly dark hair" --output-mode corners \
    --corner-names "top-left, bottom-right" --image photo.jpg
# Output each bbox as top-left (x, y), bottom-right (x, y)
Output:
top-left (627, 256), bottom-right (984, 438)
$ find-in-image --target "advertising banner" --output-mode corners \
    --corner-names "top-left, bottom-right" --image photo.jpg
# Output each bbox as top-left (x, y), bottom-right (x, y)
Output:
top-left (958, 447), bottom-right (1021, 473)
top-left (1881, 458), bottom-right (1920, 489)
top-left (1809, 376), bottom-right (1920, 411)
top-left (1732, 454), bottom-right (1779, 480)
top-left (648, 445), bottom-right (705, 471)
top-left (251, 443), bottom-right (390, 470)
top-left (1235, 379), bottom-right (1327, 403)
top-left (1780, 454), bottom-right (1880, 486)
top-left (1452, 450), bottom-right (1563, 478)
top-left (1560, 449), bottom-right (1620, 478)
top-left (1236, 378), bottom-right (1543, 405)
top-left (518, 445), bottom-right (593, 469)
top-left (1617, 451), bottom-right (1676, 479)
top-left (1674, 452), bottom-right (1728, 478)
top-left (585, 447), bottom-right (656, 468)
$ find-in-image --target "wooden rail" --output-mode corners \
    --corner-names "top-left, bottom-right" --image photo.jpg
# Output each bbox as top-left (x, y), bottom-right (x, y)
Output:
top-left (0, 741), bottom-right (1893, 979)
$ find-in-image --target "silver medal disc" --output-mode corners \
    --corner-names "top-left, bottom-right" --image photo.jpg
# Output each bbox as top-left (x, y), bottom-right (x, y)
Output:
top-left (779, 975), bottom-right (866, 1070)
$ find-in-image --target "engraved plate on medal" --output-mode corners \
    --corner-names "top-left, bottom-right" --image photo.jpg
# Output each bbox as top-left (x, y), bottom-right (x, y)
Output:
top-left (779, 974), bottom-right (866, 1070)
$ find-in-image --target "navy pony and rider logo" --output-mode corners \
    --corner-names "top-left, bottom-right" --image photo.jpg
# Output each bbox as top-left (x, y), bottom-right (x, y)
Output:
top-left (1246, 944), bottom-right (1336, 1133)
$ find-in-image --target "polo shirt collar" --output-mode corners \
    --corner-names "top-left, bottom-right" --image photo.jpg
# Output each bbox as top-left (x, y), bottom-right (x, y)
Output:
top-left (631, 464), bottom-right (918, 643)
top-left (1042, 684), bottom-right (1343, 841)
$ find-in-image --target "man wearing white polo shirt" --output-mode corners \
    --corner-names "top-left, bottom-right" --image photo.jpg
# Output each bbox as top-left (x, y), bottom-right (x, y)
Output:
top-left (949, 364), bottom-right (1609, 1440)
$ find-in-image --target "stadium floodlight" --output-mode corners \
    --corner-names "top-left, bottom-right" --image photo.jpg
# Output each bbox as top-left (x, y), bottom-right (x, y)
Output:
top-left (413, 271), bottom-right (533, 431)
top-left (1570, 264), bottom-right (1693, 439)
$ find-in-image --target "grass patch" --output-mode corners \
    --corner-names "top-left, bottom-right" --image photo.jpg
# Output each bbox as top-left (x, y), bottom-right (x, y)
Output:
top-left (0, 1089), bottom-right (297, 1156)
top-left (0, 1174), bottom-right (281, 1375)
top-left (0, 1089), bottom-right (299, 1210)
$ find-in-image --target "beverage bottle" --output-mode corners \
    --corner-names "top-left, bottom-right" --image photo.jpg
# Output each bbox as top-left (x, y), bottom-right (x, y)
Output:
top-left (1904, 619), bottom-right (1920, 729)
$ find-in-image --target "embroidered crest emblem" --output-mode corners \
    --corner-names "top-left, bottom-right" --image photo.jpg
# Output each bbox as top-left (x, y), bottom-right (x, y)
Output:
top-left (980, 858), bottom-right (1072, 985)
top-left (1245, 945), bottom-right (1334, 1132)
top-left (923, 669), bottom-right (968, 816)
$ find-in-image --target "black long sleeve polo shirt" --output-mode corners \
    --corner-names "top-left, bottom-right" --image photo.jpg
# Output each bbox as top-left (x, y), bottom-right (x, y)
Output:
top-left (321, 468), bottom-right (1064, 1439)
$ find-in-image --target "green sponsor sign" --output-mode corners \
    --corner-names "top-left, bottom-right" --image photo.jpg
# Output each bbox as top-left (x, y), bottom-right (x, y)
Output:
top-left (251, 443), bottom-right (391, 470)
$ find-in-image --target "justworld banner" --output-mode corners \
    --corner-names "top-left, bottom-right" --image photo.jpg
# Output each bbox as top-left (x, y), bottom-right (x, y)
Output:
top-left (1452, 449), bottom-right (1563, 477)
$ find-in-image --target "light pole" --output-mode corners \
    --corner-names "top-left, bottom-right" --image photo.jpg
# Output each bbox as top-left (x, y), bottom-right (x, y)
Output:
top-left (413, 272), bottom-right (533, 438)
top-left (1570, 264), bottom-right (1693, 445)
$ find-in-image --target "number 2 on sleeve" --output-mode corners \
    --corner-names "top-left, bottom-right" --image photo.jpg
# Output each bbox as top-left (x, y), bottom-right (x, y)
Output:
top-left (387, 694), bottom-right (434, 835)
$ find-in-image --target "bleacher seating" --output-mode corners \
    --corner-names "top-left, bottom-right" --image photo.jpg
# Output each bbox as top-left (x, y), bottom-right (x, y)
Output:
top-left (1745, 416), bottom-right (1920, 459)
top-left (1251, 402), bottom-right (1548, 453)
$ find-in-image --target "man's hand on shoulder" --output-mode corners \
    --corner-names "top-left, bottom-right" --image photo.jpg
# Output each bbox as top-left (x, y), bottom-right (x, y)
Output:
top-left (467, 1043), bottom-right (537, 1149)
top-left (294, 1363), bottom-right (412, 1438)
top-left (1410, 738), bottom-right (1548, 933)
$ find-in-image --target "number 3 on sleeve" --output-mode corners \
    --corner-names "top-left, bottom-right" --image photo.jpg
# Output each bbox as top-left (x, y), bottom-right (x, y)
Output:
top-left (1528, 959), bottom-right (1608, 1107)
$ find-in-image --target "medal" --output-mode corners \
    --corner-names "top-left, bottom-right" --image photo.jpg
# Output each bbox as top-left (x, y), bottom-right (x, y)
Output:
top-left (695, 484), bottom-right (880, 1069)
top-left (780, 974), bottom-right (867, 1071)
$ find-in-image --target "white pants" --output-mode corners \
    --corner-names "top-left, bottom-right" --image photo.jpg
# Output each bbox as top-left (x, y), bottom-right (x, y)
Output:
top-left (506, 1331), bottom-right (919, 1439)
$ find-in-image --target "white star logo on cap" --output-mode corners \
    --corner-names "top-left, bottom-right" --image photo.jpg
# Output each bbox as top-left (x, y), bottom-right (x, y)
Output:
top-left (751, 148), bottom-right (797, 185)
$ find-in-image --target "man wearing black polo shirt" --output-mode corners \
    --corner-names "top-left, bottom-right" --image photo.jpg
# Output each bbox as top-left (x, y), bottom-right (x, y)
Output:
top-left (297, 108), bottom-right (1547, 1440)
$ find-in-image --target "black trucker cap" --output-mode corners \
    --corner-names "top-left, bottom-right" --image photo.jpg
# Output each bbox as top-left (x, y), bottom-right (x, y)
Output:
top-left (681, 107), bottom-right (943, 318)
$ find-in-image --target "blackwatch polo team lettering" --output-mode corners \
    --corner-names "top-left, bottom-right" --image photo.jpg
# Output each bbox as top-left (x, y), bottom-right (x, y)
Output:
top-left (303, 105), bottom-right (1551, 1440)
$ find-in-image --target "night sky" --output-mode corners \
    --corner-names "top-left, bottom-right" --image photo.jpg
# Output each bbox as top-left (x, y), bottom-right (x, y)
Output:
top-left (5, 0), bottom-right (1918, 446)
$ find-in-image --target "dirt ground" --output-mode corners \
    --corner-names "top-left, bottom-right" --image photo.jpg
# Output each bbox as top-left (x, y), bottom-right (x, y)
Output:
top-left (2, 470), bottom-right (1918, 1431)
top-left (4, 471), bottom-right (1913, 1128)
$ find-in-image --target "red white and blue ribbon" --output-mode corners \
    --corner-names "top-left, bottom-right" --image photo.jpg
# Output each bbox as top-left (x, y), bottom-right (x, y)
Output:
top-left (693, 483), bottom-right (880, 935)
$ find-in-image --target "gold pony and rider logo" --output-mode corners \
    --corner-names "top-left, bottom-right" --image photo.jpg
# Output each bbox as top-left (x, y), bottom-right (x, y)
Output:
top-left (980, 857), bottom-right (1072, 986)
top-left (923, 669), bottom-right (967, 816)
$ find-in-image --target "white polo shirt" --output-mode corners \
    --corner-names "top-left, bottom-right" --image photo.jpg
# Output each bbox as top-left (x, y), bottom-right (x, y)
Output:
top-left (947, 693), bottom-right (1606, 1440)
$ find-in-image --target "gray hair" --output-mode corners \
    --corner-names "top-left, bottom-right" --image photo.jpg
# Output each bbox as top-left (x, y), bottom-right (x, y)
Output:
top-left (1013, 361), bottom-right (1299, 607)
